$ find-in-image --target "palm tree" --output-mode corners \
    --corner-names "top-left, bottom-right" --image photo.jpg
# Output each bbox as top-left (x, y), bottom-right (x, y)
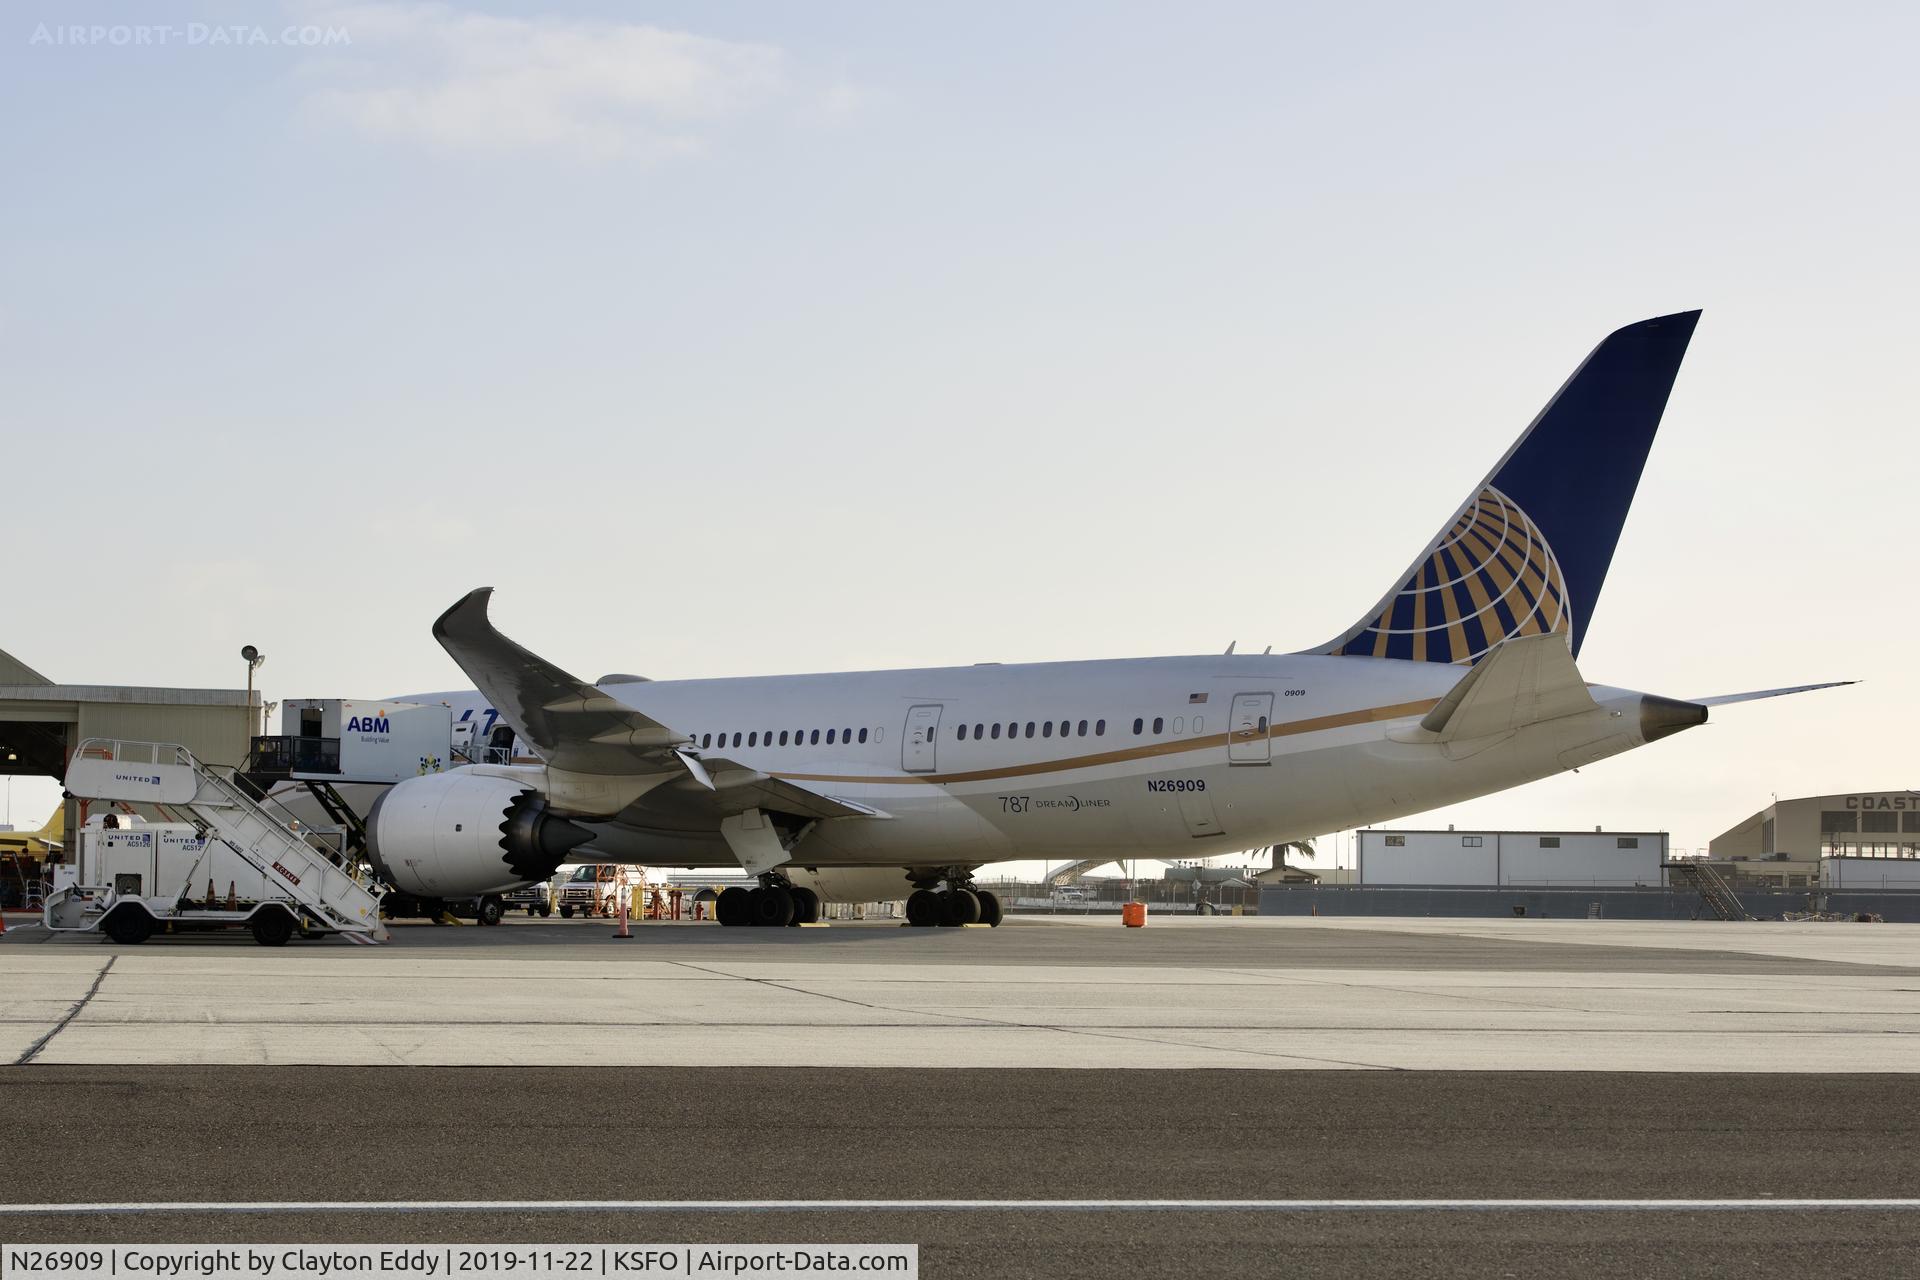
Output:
top-left (1267, 840), bottom-right (1317, 876)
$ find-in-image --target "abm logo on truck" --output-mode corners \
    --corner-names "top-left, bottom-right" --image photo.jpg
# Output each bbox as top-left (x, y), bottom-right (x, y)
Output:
top-left (346, 712), bottom-right (391, 734)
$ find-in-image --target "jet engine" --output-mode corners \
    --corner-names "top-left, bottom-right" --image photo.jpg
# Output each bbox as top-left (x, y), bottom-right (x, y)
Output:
top-left (366, 769), bottom-right (594, 898)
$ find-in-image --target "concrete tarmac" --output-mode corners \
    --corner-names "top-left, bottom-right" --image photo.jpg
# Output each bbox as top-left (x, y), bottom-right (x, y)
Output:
top-left (7, 918), bottom-right (1920, 1275)
top-left (5, 1067), bottom-right (1920, 1278)
top-left (5, 916), bottom-right (1919, 1070)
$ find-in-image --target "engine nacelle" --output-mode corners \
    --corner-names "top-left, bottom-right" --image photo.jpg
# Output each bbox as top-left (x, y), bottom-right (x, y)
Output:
top-left (367, 769), bottom-right (593, 898)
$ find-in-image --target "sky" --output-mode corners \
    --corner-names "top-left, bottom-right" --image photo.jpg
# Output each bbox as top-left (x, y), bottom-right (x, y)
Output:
top-left (2, 1), bottom-right (1915, 869)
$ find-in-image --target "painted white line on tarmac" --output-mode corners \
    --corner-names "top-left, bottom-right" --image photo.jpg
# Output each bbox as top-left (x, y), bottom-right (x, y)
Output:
top-left (3, 1199), bottom-right (1920, 1215)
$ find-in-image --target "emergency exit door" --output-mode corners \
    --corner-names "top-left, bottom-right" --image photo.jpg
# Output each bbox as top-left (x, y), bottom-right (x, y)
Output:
top-left (1229, 692), bottom-right (1274, 764)
top-left (902, 704), bottom-right (943, 773)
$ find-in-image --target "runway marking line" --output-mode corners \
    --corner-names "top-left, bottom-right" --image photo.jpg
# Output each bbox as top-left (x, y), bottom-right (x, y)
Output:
top-left (4, 1199), bottom-right (1920, 1215)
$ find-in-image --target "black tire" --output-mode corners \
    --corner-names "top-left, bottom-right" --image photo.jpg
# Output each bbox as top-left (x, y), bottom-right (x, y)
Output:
top-left (477, 895), bottom-right (504, 927)
top-left (560, 904), bottom-right (575, 919)
top-left (939, 888), bottom-right (982, 927)
top-left (975, 889), bottom-right (1004, 928)
top-left (905, 889), bottom-right (941, 927)
top-left (539, 903), bottom-right (552, 918)
top-left (250, 910), bottom-right (294, 947)
top-left (103, 907), bottom-right (152, 946)
top-left (716, 886), bottom-right (752, 927)
top-left (789, 887), bottom-right (821, 926)
top-left (749, 885), bottom-right (796, 928)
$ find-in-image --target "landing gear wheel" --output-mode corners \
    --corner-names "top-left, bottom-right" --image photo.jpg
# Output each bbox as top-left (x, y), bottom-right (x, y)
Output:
top-left (906, 889), bottom-right (942, 928)
top-left (974, 889), bottom-right (1003, 928)
top-left (560, 904), bottom-right (575, 919)
top-left (789, 887), bottom-right (821, 926)
top-left (103, 908), bottom-right (152, 946)
top-left (250, 911), bottom-right (294, 947)
top-left (716, 886), bottom-right (752, 927)
top-left (939, 888), bottom-right (982, 927)
top-left (749, 885), bottom-right (796, 928)
top-left (477, 895), bottom-right (504, 927)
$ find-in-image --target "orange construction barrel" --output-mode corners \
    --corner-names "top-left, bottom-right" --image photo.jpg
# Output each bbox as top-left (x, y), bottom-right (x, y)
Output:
top-left (1122, 902), bottom-right (1147, 928)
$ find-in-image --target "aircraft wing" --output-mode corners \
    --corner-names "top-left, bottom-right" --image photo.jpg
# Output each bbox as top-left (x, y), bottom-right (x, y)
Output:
top-left (1690, 681), bottom-right (1856, 707)
top-left (433, 588), bottom-right (686, 776)
top-left (433, 589), bottom-right (883, 826)
top-left (663, 755), bottom-right (887, 822)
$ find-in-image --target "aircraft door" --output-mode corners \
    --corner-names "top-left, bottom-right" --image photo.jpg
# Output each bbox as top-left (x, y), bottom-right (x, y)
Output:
top-left (902, 704), bottom-right (942, 773)
top-left (1229, 692), bottom-right (1274, 765)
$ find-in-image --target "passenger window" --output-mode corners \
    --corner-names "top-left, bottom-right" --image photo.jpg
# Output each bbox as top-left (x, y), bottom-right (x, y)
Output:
top-left (1077, 719), bottom-right (1088, 737)
top-left (1133, 717), bottom-right (1144, 735)
top-left (810, 729), bottom-right (820, 744)
top-left (1025, 722), bottom-right (1036, 738)
top-left (778, 731), bottom-right (789, 746)
top-left (957, 724), bottom-right (967, 740)
top-left (1193, 716), bottom-right (1203, 733)
top-left (1095, 719), bottom-right (1106, 736)
top-left (1152, 717), bottom-right (1164, 734)
top-left (732, 732), bottom-right (743, 748)
top-left (1173, 717), bottom-right (1185, 734)
top-left (1042, 721), bottom-right (1053, 738)
top-left (843, 727), bottom-right (852, 742)
top-left (858, 728), bottom-right (868, 744)
top-left (974, 723), bottom-right (983, 738)
top-left (991, 723), bottom-right (1001, 739)
top-left (748, 732), bottom-right (758, 747)
top-left (1257, 716), bottom-right (1268, 732)
top-left (826, 729), bottom-right (836, 744)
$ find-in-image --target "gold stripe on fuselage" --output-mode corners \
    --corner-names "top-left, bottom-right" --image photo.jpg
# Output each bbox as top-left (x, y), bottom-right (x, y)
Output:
top-left (773, 697), bottom-right (1442, 787)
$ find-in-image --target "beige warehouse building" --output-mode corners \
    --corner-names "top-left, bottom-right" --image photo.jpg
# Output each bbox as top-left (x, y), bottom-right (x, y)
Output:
top-left (1709, 790), bottom-right (1920, 888)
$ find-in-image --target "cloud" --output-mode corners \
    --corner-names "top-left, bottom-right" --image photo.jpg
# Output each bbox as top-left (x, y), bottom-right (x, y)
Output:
top-left (298, 3), bottom-right (792, 159)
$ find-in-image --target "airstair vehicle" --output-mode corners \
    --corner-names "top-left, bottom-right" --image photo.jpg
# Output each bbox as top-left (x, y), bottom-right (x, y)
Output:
top-left (44, 738), bottom-right (389, 946)
top-left (1664, 859), bottom-right (1753, 922)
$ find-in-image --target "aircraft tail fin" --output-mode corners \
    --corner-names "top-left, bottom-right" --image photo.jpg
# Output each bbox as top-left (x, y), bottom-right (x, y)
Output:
top-left (1317, 310), bottom-right (1700, 665)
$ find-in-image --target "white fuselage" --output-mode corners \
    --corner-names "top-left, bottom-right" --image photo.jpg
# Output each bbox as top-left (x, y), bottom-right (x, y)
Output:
top-left (415, 651), bottom-right (1659, 890)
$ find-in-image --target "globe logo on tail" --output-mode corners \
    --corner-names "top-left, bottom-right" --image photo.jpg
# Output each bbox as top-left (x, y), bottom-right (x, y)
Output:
top-left (1335, 486), bottom-right (1571, 665)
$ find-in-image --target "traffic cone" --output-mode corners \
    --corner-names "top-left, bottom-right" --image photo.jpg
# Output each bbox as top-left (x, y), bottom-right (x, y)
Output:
top-left (226, 881), bottom-right (237, 911)
top-left (206, 878), bottom-right (217, 907)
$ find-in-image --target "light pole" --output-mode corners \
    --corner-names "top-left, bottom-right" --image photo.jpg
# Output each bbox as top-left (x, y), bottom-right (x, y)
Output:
top-left (241, 646), bottom-right (267, 737)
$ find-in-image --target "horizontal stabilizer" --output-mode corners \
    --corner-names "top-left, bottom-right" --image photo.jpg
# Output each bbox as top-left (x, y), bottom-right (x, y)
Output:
top-left (1419, 632), bottom-right (1597, 742)
top-left (1691, 681), bottom-right (1856, 708)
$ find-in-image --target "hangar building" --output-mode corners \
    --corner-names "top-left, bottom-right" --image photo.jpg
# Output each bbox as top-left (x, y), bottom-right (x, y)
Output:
top-left (1711, 790), bottom-right (1920, 860)
top-left (0, 645), bottom-right (256, 903)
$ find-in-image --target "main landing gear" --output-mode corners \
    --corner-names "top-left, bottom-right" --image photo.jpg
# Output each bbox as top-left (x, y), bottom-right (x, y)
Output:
top-left (905, 875), bottom-right (1003, 928)
top-left (714, 877), bottom-right (822, 928)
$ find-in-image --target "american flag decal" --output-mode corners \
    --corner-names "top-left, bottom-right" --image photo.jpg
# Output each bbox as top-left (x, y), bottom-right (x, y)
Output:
top-left (1188, 692), bottom-right (1208, 704)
